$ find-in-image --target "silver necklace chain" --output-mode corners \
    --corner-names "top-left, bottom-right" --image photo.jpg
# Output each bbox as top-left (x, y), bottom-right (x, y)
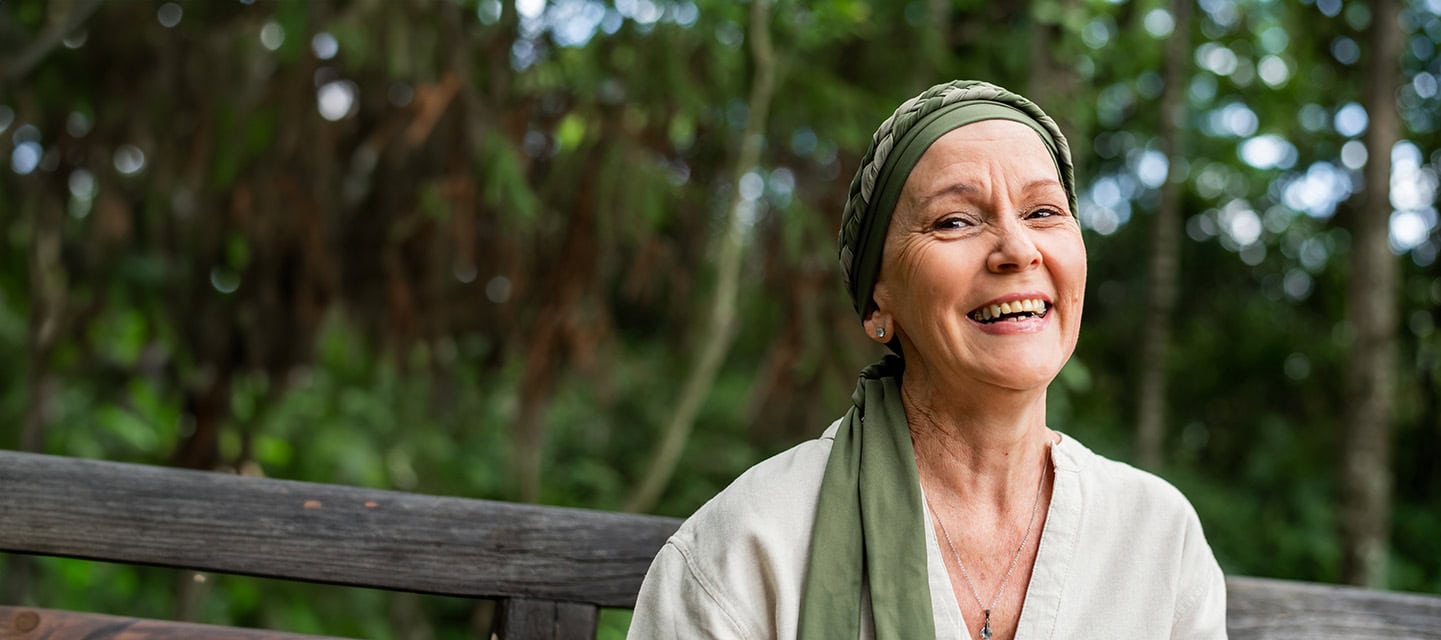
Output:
top-left (924, 446), bottom-right (1049, 640)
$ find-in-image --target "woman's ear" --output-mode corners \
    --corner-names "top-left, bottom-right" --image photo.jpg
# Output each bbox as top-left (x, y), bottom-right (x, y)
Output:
top-left (863, 306), bottom-right (892, 344)
top-left (863, 273), bottom-right (899, 343)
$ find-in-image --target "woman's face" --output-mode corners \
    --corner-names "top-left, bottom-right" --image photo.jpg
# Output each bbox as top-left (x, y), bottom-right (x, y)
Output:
top-left (870, 119), bottom-right (1086, 393)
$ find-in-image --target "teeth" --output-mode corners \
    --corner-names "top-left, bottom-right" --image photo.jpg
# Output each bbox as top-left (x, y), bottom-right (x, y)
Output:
top-left (972, 298), bottom-right (1049, 323)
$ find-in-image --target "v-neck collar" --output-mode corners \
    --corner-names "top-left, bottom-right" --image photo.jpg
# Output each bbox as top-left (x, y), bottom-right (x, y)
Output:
top-left (921, 433), bottom-right (1086, 639)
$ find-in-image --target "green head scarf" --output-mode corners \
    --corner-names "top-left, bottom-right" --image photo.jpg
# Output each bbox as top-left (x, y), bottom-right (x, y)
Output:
top-left (799, 80), bottom-right (1076, 639)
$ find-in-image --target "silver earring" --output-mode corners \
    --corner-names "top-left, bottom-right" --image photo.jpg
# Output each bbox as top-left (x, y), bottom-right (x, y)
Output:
top-left (876, 327), bottom-right (886, 338)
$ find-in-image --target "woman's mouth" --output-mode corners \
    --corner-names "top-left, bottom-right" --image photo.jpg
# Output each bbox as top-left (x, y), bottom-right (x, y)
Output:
top-left (967, 298), bottom-right (1050, 324)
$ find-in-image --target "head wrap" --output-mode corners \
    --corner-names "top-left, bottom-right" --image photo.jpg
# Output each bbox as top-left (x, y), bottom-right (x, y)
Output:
top-left (799, 80), bottom-right (1076, 640)
top-left (837, 79), bottom-right (1077, 320)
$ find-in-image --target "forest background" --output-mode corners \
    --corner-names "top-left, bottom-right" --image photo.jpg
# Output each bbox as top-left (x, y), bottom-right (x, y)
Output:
top-left (1, 0), bottom-right (1439, 637)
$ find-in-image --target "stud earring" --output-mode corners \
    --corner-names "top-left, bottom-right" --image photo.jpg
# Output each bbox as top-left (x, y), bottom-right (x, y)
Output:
top-left (876, 327), bottom-right (886, 338)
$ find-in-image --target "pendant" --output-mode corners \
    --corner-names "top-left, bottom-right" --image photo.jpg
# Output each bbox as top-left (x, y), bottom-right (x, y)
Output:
top-left (980, 610), bottom-right (993, 640)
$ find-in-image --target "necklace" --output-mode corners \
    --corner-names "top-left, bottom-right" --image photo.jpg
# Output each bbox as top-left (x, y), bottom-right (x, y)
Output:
top-left (924, 446), bottom-right (1049, 640)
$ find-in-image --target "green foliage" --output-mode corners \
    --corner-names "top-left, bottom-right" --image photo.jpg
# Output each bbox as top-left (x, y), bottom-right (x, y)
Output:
top-left (1, 0), bottom-right (1439, 635)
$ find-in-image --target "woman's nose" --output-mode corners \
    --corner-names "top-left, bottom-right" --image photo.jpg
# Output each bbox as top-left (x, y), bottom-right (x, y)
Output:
top-left (987, 223), bottom-right (1043, 273)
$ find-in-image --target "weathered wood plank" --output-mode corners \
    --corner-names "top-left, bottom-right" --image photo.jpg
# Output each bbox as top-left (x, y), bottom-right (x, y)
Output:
top-left (0, 450), bottom-right (680, 608)
top-left (494, 598), bottom-right (598, 640)
top-left (0, 606), bottom-right (349, 639)
top-left (1226, 576), bottom-right (1441, 639)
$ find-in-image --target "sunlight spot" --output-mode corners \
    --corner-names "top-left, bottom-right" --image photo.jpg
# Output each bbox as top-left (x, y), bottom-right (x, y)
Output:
top-left (738, 171), bottom-right (764, 202)
top-left (1284, 353), bottom-right (1311, 380)
top-left (672, 1), bottom-right (699, 26)
top-left (68, 169), bottom-right (97, 200)
top-left (1082, 18), bottom-right (1114, 49)
top-left (1258, 55), bottom-right (1289, 87)
top-left (1239, 135), bottom-right (1296, 170)
top-left (1390, 209), bottom-right (1436, 253)
top-left (478, 0), bottom-right (503, 25)
top-left (549, 0), bottom-right (607, 47)
top-left (1134, 150), bottom-right (1169, 188)
top-left (1259, 26), bottom-right (1289, 54)
top-left (317, 80), bottom-right (358, 121)
top-left (517, 0), bottom-right (544, 19)
top-left (1334, 103), bottom-right (1368, 137)
top-left (157, 3), bottom-right (183, 28)
top-left (1282, 162), bottom-right (1351, 219)
top-left (1196, 42), bottom-right (1238, 76)
top-left (260, 21), bottom-right (285, 51)
top-left (311, 32), bottom-right (339, 60)
top-left (1331, 36), bottom-right (1360, 65)
top-left (1219, 199), bottom-right (1262, 246)
top-left (1143, 9), bottom-right (1174, 37)
top-left (1298, 104), bottom-right (1328, 132)
top-left (1206, 102), bottom-right (1258, 137)
top-left (67, 111), bottom-right (92, 137)
top-left (486, 276), bottom-right (512, 303)
top-left (1415, 72), bottom-right (1439, 99)
top-left (114, 145), bottom-right (146, 175)
top-left (211, 267), bottom-right (241, 294)
top-left (1340, 140), bottom-right (1367, 170)
top-left (11, 142), bottom-right (41, 175)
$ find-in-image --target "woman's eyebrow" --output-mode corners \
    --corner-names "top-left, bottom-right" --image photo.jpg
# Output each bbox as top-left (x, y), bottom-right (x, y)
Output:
top-left (1023, 178), bottom-right (1065, 194)
top-left (917, 182), bottom-right (979, 208)
top-left (918, 178), bottom-right (1064, 208)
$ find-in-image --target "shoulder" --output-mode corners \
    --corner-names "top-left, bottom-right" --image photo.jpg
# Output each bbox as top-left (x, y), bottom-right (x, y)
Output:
top-left (630, 419), bottom-right (843, 639)
top-left (1053, 433), bottom-right (1227, 636)
top-left (1055, 433), bottom-right (1203, 532)
top-left (668, 418), bottom-right (839, 563)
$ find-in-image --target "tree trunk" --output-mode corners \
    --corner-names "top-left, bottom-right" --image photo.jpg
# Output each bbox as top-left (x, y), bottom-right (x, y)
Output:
top-left (1340, 0), bottom-right (1402, 589)
top-left (910, 0), bottom-right (951, 92)
top-left (1027, 0), bottom-right (1084, 174)
top-left (1135, 0), bottom-right (1192, 471)
top-left (3, 189), bottom-right (68, 606)
top-left (623, 0), bottom-right (779, 513)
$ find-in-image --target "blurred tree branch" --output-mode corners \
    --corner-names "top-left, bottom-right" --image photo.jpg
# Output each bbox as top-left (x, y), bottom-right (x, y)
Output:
top-left (0, 0), bottom-right (101, 85)
top-left (624, 0), bottom-right (780, 514)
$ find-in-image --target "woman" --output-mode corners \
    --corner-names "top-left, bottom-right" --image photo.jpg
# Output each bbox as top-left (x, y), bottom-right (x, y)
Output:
top-left (629, 80), bottom-right (1227, 639)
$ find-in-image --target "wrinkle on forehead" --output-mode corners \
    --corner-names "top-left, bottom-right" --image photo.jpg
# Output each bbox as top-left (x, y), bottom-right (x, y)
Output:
top-left (897, 121), bottom-right (1065, 223)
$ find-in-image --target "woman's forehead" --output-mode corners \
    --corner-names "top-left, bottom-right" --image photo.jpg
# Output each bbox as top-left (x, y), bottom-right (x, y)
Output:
top-left (903, 122), bottom-right (1062, 203)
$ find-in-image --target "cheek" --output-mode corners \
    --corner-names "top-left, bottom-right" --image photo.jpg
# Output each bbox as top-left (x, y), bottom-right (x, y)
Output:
top-left (1058, 246), bottom-right (1087, 346)
top-left (1051, 234), bottom-right (1088, 302)
top-left (886, 241), bottom-right (943, 306)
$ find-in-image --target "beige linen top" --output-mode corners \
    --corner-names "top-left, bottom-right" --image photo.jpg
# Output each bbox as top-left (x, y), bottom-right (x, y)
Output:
top-left (628, 421), bottom-right (1228, 639)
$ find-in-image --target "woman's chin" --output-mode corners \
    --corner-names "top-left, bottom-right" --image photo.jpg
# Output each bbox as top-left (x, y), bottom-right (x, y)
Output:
top-left (956, 356), bottom-right (1065, 392)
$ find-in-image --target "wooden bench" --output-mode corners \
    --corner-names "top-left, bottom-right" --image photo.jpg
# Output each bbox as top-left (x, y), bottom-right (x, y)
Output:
top-left (2, 450), bottom-right (1440, 639)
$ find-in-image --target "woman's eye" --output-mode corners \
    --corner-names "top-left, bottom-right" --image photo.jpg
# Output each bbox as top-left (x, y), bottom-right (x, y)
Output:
top-left (933, 216), bottom-right (972, 230)
top-left (1027, 207), bottom-right (1063, 220)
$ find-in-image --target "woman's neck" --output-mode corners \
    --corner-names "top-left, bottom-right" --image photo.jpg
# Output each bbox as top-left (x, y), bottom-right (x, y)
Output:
top-left (901, 367), bottom-right (1055, 510)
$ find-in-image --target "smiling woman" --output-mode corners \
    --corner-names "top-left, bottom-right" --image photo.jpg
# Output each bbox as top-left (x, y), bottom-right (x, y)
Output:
top-left (628, 81), bottom-right (1227, 640)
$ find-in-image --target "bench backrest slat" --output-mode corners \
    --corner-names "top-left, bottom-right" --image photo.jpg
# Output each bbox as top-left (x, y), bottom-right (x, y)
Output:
top-left (0, 605), bottom-right (349, 639)
top-left (1226, 576), bottom-right (1441, 639)
top-left (0, 451), bottom-right (680, 608)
